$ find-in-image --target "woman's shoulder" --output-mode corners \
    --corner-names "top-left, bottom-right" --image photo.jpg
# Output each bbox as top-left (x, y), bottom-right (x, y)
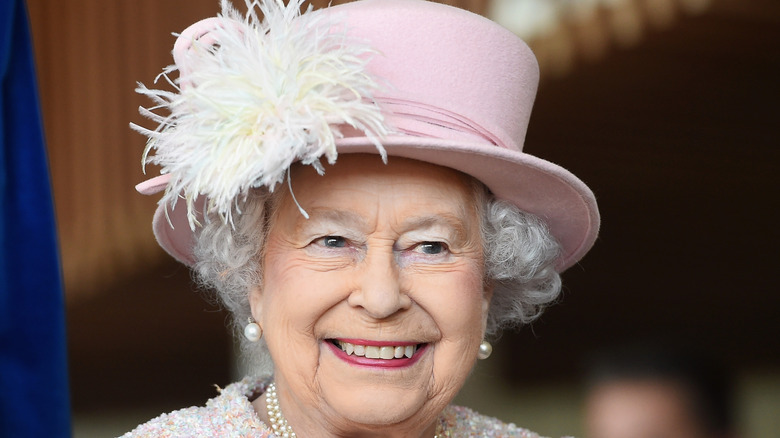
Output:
top-left (119, 377), bottom-right (272, 438)
top-left (119, 380), bottom-right (572, 438)
top-left (442, 405), bottom-right (573, 438)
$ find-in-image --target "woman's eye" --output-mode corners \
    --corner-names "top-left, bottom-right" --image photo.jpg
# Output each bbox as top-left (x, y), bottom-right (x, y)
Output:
top-left (317, 236), bottom-right (347, 248)
top-left (416, 241), bottom-right (447, 255)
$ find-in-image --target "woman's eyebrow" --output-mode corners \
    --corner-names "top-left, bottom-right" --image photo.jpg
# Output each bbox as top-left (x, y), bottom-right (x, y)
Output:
top-left (401, 214), bottom-right (468, 240)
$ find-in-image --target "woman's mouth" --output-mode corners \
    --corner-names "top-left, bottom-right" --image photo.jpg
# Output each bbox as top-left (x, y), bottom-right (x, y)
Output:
top-left (333, 340), bottom-right (420, 359)
top-left (326, 339), bottom-right (428, 367)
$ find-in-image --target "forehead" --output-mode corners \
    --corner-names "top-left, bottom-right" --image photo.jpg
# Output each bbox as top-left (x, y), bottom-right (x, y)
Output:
top-left (271, 154), bottom-right (482, 225)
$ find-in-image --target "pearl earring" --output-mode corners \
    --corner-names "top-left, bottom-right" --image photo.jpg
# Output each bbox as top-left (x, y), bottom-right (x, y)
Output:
top-left (477, 340), bottom-right (492, 360)
top-left (244, 318), bottom-right (262, 342)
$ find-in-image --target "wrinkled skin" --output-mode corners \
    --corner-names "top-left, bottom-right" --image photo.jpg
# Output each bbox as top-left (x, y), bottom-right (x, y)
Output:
top-left (250, 155), bottom-right (491, 437)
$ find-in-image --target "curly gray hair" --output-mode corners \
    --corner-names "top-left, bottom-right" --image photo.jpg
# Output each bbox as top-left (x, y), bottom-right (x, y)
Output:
top-left (193, 179), bottom-right (561, 374)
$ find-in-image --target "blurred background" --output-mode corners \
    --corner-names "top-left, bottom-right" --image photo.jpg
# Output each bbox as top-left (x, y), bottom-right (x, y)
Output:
top-left (25, 0), bottom-right (779, 436)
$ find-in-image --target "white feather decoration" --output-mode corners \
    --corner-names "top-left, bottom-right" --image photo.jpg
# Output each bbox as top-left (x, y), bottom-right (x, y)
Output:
top-left (132, 0), bottom-right (389, 229)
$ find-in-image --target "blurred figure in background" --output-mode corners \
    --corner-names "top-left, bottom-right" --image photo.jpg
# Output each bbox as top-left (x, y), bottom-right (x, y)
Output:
top-left (584, 345), bottom-right (737, 438)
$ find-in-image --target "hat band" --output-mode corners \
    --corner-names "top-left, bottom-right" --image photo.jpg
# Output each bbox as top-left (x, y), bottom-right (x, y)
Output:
top-left (375, 98), bottom-right (506, 147)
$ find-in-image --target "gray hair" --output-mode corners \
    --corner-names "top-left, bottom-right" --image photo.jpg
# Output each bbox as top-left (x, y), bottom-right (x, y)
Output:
top-left (193, 182), bottom-right (561, 374)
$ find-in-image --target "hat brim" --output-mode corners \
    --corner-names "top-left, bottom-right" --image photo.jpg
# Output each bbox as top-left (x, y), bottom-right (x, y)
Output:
top-left (150, 136), bottom-right (599, 272)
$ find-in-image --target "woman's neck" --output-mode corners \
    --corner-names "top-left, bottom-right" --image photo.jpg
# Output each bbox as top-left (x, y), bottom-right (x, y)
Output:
top-left (251, 389), bottom-right (441, 438)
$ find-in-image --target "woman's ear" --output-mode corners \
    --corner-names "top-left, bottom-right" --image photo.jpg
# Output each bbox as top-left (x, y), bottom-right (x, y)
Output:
top-left (481, 281), bottom-right (494, 331)
top-left (249, 286), bottom-right (264, 325)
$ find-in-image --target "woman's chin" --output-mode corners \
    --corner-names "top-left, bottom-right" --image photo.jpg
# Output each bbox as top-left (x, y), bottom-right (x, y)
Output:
top-left (314, 340), bottom-right (438, 427)
top-left (321, 385), bottom-right (429, 428)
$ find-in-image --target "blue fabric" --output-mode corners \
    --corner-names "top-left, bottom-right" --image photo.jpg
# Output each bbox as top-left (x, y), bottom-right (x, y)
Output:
top-left (0, 0), bottom-right (71, 436)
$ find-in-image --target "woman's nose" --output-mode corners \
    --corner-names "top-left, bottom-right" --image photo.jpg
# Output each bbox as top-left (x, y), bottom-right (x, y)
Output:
top-left (347, 250), bottom-right (411, 319)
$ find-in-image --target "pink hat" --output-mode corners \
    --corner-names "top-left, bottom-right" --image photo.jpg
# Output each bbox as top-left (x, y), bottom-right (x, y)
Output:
top-left (135, 0), bottom-right (599, 271)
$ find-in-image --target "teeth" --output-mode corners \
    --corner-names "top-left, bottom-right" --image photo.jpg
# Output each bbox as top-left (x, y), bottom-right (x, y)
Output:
top-left (365, 346), bottom-right (380, 359)
top-left (380, 346), bottom-right (395, 359)
top-left (336, 341), bottom-right (419, 360)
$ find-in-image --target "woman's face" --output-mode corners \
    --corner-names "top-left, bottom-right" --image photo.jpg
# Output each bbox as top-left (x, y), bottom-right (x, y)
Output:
top-left (251, 154), bottom-right (490, 435)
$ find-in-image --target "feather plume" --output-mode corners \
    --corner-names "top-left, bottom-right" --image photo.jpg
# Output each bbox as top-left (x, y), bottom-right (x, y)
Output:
top-left (132, 0), bottom-right (389, 229)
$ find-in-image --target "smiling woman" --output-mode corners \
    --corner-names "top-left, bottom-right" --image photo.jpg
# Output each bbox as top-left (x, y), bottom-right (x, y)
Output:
top-left (254, 157), bottom-right (488, 435)
top-left (122, 0), bottom-right (599, 436)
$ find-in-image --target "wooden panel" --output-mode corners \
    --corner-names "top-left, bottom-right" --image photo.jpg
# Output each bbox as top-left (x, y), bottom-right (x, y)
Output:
top-left (27, 0), bottom-right (221, 298)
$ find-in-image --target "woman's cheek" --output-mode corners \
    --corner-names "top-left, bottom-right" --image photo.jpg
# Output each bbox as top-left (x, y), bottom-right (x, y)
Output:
top-left (414, 268), bottom-right (485, 317)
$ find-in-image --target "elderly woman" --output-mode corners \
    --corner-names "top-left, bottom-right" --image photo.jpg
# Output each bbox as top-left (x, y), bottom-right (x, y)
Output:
top-left (124, 0), bottom-right (599, 436)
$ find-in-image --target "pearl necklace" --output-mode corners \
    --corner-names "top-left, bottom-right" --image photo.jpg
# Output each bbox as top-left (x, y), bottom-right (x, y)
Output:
top-left (266, 383), bottom-right (296, 438)
top-left (265, 382), bottom-right (447, 437)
